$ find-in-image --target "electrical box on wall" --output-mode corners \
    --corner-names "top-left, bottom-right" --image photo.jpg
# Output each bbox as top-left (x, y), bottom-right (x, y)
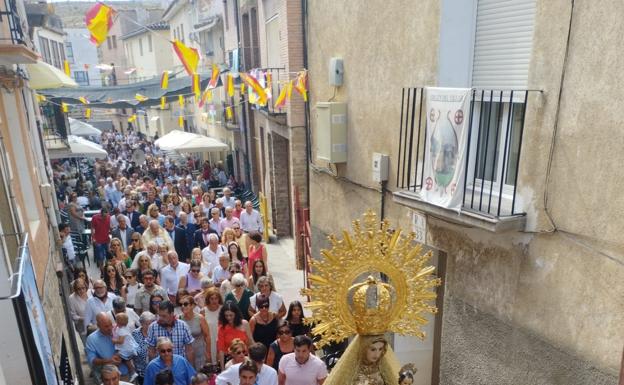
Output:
top-left (329, 57), bottom-right (344, 86)
top-left (372, 153), bottom-right (389, 182)
top-left (315, 102), bottom-right (347, 163)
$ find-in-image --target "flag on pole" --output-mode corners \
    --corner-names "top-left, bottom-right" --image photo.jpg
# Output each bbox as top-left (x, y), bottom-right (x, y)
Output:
top-left (240, 73), bottom-right (267, 106)
top-left (179, 95), bottom-right (184, 108)
top-left (208, 64), bottom-right (220, 88)
top-left (85, 3), bottom-right (115, 46)
top-left (274, 85), bottom-right (288, 109)
top-left (160, 71), bottom-right (169, 89)
top-left (160, 97), bottom-right (166, 110)
top-left (294, 71), bottom-right (308, 102)
top-left (64, 60), bottom-right (71, 76)
top-left (85, 108), bottom-right (91, 119)
top-left (192, 74), bottom-right (201, 98)
top-left (225, 106), bottom-right (233, 120)
top-left (135, 94), bottom-right (148, 102)
top-left (172, 40), bottom-right (199, 76)
top-left (128, 114), bottom-right (137, 123)
top-left (227, 74), bottom-right (234, 97)
top-left (62, 102), bottom-right (68, 113)
top-left (178, 116), bottom-right (184, 128)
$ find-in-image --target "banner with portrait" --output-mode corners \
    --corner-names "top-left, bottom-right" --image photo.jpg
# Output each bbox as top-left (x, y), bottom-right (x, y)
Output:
top-left (421, 87), bottom-right (471, 211)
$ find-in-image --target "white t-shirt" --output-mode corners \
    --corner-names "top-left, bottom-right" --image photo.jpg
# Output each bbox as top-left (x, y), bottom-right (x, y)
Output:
top-left (160, 262), bottom-right (190, 295)
top-left (278, 353), bottom-right (327, 385)
top-left (249, 291), bottom-right (284, 314)
top-left (201, 245), bottom-right (226, 269)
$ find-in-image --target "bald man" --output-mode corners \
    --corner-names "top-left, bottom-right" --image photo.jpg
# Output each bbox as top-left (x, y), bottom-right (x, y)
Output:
top-left (85, 312), bottom-right (128, 383)
top-left (141, 219), bottom-right (173, 250)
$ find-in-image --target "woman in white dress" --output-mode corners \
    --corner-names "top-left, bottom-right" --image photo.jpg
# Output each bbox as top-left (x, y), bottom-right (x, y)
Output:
top-left (68, 278), bottom-right (91, 345)
top-left (201, 287), bottom-right (222, 366)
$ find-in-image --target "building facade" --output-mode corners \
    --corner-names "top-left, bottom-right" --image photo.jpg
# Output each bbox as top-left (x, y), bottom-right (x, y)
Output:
top-left (307, 0), bottom-right (622, 384)
top-left (64, 28), bottom-right (101, 86)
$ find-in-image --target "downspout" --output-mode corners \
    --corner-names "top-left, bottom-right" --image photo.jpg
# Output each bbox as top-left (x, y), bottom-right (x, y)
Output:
top-left (234, 0), bottom-right (252, 187)
top-left (301, 0), bottom-right (310, 208)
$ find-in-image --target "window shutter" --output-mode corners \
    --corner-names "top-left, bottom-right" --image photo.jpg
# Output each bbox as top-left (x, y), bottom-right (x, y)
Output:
top-left (472, 0), bottom-right (536, 89)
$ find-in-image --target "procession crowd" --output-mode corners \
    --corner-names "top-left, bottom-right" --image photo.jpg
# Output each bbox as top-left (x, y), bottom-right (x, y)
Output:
top-left (55, 130), bottom-right (329, 385)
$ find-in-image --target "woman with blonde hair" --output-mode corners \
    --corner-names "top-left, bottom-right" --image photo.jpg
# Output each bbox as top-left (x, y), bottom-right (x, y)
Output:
top-left (221, 228), bottom-right (236, 246)
top-left (109, 237), bottom-right (130, 274)
top-left (225, 338), bottom-right (247, 369)
top-left (147, 203), bottom-right (165, 226)
top-left (201, 287), bottom-right (222, 366)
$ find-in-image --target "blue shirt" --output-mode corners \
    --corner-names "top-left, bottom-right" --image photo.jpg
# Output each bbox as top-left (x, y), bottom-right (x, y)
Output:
top-left (143, 355), bottom-right (196, 385)
top-left (85, 330), bottom-right (128, 375)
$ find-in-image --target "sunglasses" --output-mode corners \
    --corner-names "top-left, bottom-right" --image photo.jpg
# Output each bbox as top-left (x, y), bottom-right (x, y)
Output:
top-left (278, 330), bottom-right (291, 335)
top-left (258, 304), bottom-right (270, 309)
top-left (159, 349), bottom-right (173, 353)
top-left (191, 269), bottom-right (201, 273)
top-left (180, 302), bottom-right (192, 307)
top-left (132, 239), bottom-right (140, 242)
top-left (233, 350), bottom-right (245, 355)
top-left (125, 275), bottom-right (135, 279)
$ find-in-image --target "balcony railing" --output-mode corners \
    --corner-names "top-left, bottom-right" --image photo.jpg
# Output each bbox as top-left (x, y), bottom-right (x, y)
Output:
top-left (396, 87), bottom-right (533, 218)
top-left (0, 0), bottom-right (26, 45)
top-left (259, 67), bottom-right (287, 115)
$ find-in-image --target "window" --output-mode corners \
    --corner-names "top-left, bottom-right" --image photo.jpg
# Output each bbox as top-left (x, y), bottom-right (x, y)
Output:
top-left (58, 42), bottom-right (66, 62)
top-left (65, 42), bottom-right (74, 63)
top-left (265, 14), bottom-right (280, 67)
top-left (39, 37), bottom-right (51, 64)
top-left (51, 41), bottom-right (60, 68)
top-left (180, 24), bottom-right (185, 43)
top-left (139, 38), bottom-right (143, 56)
top-left (73, 71), bottom-right (89, 86)
top-left (148, 34), bottom-right (152, 52)
top-left (107, 36), bottom-right (112, 50)
top-left (112, 35), bottom-right (117, 49)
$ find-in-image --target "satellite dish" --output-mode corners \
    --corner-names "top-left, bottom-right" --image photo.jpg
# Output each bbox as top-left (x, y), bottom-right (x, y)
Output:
top-left (132, 149), bottom-right (146, 164)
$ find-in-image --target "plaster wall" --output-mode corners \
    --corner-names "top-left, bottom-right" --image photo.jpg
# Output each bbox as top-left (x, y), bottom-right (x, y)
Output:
top-left (308, 0), bottom-right (623, 382)
top-left (65, 28), bottom-right (102, 86)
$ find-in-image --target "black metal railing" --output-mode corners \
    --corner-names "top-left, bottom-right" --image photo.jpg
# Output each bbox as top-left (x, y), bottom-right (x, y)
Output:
top-left (397, 87), bottom-right (532, 217)
top-left (0, 0), bottom-right (26, 45)
top-left (259, 67), bottom-right (287, 115)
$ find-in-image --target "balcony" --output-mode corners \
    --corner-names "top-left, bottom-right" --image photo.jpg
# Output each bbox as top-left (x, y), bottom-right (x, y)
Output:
top-left (0, 0), bottom-right (37, 65)
top-left (393, 87), bottom-right (535, 232)
top-left (258, 67), bottom-right (287, 118)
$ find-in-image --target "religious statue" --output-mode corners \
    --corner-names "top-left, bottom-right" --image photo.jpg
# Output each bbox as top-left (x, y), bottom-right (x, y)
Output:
top-left (302, 210), bottom-right (441, 385)
top-left (398, 364), bottom-right (417, 385)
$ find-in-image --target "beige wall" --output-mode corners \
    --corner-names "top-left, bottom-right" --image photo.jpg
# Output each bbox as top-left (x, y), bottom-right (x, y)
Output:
top-left (308, 0), bottom-right (623, 379)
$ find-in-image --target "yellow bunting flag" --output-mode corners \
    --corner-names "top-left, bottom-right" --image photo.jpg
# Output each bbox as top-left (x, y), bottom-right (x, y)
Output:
top-left (85, 3), bottom-right (115, 46)
top-left (208, 64), bottom-right (220, 89)
top-left (294, 71), bottom-right (308, 102)
top-left (178, 116), bottom-right (184, 128)
top-left (227, 74), bottom-right (234, 97)
top-left (79, 96), bottom-right (89, 104)
top-left (160, 71), bottom-right (169, 90)
top-left (192, 74), bottom-right (200, 98)
top-left (62, 102), bottom-right (68, 113)
top-left (178, 95), bottom-right (184, 107)
top-left (198, 89), bottom-right (212, 108)
top-left (240, 83), bottom-right (245, 94)
top-left (128, 114), bottom-right (137, 123)
top-left (225, 106), bottom-right (233, 120)
top-left (286, 80), bottom-right (294, 100)
top-left (240, 73), bottom-right (267, 106)
top-left (36, 94), bottom-right (46, 103)
top-left (160, 97), bottom-right (166, 110)
top-left (135, 93), bottom-right (148, 102)
top-left (172, 40), bottom-right (199, 76)
top-left (274, 84), bottom-right (288, 109)
top-left (64, 60), bottom-right (71, 76)
top-left (266, 72), bottom-right (272, 86)
top-left (85, 108), bottom-right (91, 119)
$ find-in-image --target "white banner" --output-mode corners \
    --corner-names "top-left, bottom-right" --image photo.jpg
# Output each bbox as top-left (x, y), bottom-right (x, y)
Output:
top-left (421, 87), bottom-right (471, 211)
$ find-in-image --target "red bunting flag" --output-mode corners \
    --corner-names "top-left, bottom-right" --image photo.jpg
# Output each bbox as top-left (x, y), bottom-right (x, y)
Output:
top-left (208, 64), bottom-right (220, 89)
top-left (274, 84), bottom-right (288, 109)
top-left (85, 3), bottom-right (115, 46)
top-left (199, 89), bottom-right (212, 108)
top-left (172, 40), bottom-right (199, 76)
top-left (240, 72), bottom-right (267, 106)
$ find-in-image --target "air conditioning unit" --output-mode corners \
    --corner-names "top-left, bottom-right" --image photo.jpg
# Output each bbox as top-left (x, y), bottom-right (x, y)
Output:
top-left (315, 102), bottom-right (347, 163)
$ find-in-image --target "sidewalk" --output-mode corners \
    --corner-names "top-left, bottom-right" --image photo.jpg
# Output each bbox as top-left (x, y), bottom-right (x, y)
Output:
top-left (265, 237), bottom-right (308, 311)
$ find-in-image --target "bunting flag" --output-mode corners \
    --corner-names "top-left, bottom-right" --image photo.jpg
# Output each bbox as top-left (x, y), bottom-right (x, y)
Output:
top-left (160, 71), bottom-right (169, 90)
top-left (178, 116), bottom-right (184, 128)
top-left (135, 93), bottom-right (148, 102)
top-left (294, 71), bottom-right (308, 102)
top-left (36, 94), bottom-right (46, 103)
top-left (274, 84), bottom-right (288, 109)
top-left (128, 114), bottom-right (137, 123)
top-left (227, 74), bottom-right (234, 97)
top-left (208, 64), bottom-right (220, 89)
top-left (61, 102), bottom-right (68, 113)
top-left (160, 96), bottom-right (166, 110)
top-left (85, 3), bottom-right (115, 46)
top-left (225, 106), bottom-right (233, 120)
top-left (240, 72), bottom-right (267, 106)
top-left (240, 83), bottom-right (246, 94)
top-left (286, 80), bottom-right (294, 100)
top-left (64, 60), bottom-right (71, 76)
top-left (178, 95), bottom-right (184, 107)
top-left (78, 96), bottom-right (89, 104)
top-left (172, 39), bottom-right (199, 76)
top-left (85, 108), bottom-right (91, 119)
top-left (198, 89), bottom-right (212, 108)
top-left (266, 72), bottom-right (273, 85)
top-left (192, 74), bottom-right (201, 98)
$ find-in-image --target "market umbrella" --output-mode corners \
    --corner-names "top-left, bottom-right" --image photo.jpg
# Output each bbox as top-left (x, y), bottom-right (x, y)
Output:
top-left (25, 60), bottom-right (78, 90)
top-left (48, 135), bottom-right (107, 159)
top-left (68, 118), bottom-right (102, 137)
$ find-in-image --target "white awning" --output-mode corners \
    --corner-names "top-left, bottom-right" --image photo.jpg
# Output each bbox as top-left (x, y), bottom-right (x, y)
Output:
top-left (25, 60), bottom-right (78, 90)
top-left (155, 129), bottom-right (228, 153)
top-left (69, 118), bottom-right (102, 137)
top-left (48, 135), bottom-right (107, 159)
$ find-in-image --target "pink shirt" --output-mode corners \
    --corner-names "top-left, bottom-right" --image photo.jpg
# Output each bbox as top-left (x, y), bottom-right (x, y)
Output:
top-left (219, 217), bottom-right (240, 233)
top-left (278, 352), bottom-right (328, 385)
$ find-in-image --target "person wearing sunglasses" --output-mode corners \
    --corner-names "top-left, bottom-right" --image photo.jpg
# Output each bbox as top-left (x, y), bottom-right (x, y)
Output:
top-left (216, 343), bottom-right (278, 385)
top-left (178, 295), bottom-right (212, 370)
top-left (144, 337), bottom-right (196, 385)
top-left (266, 321), bottom-right (294, 371)
top-left (179, 260), bottom-right (205, 297)
top-left (249, 295), bottom-right (278, 351)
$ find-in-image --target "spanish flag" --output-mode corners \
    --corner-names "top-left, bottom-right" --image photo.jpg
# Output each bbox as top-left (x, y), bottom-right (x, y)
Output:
top-left (135, 93), bottom-right (149, 102)
top-left (172, 40), bottom-right (199, 76)
top-left (85, 3), bottom-right (115, 46)
top-left (208, 64), bottom-right (219, 89)
top-left (160, 71), bottom-right (169, 90)
top-left (192, 74), bottom-right (200, 98)
top-left (160, 97), bottom-right (166, 110)
top-left (62, 102), bottom-right (69, 113)
top-left (198, 89), bottom-right (212, 108)
top-left (85, 108), bottom-right (91, 119)
top-left (274, 84), bottom-right (288, 109)
top-left (294, 71), bottom-right (308, 102)
top-left (240, 73), bottom-right (267, 106)
top-left (128, 114), bottom-right (137, 123)
top-left (227, 74), bottom-right (234, 97)
top-left (64, 60), bottom-right (71, 76)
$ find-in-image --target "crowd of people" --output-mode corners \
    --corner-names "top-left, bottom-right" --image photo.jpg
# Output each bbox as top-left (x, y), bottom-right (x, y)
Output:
top-left (56, 130), bottom-right (332, 385)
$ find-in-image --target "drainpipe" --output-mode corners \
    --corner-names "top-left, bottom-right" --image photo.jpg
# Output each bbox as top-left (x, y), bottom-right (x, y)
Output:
top-left (233, 0), bottom-right (252, 188)
top-left (301, 0), bottom-right (310, 208)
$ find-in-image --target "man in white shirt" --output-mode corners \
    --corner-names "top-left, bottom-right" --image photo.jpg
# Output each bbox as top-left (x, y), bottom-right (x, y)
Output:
top-left (84, 279), bottom-right (117, 327)
top-left (160, 250), bottom-right (190, 304)
top-left (240, 201), bottom-right (263, 233)
top-left (279, 336), bottom-right (327, 385)
top-left (201, 233), bottom-right (226, 273)
top-left (219, 206), bottom-right (240, 234)
top-left (221, 187), bottom-right (237, 208)
top-left (217, 343), bottom-right (278, 385)
top-left (59, 223), bottom-right (77, 268)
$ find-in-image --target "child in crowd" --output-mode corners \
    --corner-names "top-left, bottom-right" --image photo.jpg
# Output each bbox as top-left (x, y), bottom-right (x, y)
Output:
top-left (112, 313), bottom-right (139, 381)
